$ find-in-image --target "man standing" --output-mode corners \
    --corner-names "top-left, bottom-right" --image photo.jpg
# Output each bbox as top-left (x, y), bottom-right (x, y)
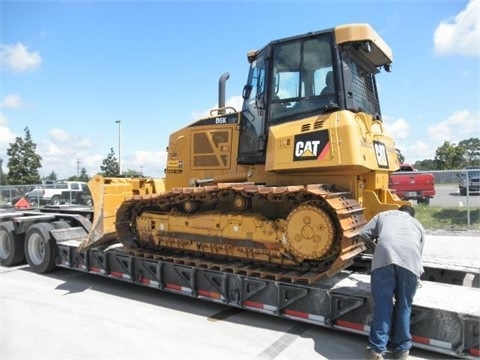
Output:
top-left (360, 205), bottom-right (425, 360)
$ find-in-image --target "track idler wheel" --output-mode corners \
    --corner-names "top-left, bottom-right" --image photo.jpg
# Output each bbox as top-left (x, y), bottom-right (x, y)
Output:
top-left (182, 199), bottom-right (199, 213)
top-left (233, 194), bottom-right (251, 211)
top-left (284, 203), bottom-right (335, 261)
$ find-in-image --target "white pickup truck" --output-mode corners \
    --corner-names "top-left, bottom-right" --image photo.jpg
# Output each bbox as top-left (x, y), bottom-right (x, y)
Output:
top-left (28, 181), bottom-right (90, 206)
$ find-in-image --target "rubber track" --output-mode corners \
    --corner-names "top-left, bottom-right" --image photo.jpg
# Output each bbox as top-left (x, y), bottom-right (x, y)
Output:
top-left (115, 183), bottom-right (367, 284)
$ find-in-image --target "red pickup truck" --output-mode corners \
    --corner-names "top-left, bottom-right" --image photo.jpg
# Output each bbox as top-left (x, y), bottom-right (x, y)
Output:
top-left (389, 164), bottom-right (436, 205)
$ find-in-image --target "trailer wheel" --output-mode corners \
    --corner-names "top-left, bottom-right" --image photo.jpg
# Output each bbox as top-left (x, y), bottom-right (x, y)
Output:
top-left (0, 221), bottom-right (25, 266)
top-left (24, 223), bottom-right (57, 273)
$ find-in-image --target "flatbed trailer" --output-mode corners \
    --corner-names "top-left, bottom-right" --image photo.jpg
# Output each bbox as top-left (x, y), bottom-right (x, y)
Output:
top-left (0, 208), bottom-right (479, 359)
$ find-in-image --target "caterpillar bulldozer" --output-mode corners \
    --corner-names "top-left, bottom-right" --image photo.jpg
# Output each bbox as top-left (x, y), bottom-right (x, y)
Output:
top-left (79, 23), bottom-right (408, 280)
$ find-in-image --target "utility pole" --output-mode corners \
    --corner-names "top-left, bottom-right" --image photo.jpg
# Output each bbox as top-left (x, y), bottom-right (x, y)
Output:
top-left (76, 159), bottom-right (80, 178)
top-left (115, 120), bottom-right (122, 175)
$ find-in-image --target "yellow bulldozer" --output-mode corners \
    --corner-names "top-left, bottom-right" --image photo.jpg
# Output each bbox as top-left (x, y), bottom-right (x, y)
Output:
top-left (80, 23), bottom-right (408, 280)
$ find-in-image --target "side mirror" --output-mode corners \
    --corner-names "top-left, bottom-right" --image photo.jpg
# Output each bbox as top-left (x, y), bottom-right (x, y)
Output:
top-left (242, 85), bottom-right (252, 100)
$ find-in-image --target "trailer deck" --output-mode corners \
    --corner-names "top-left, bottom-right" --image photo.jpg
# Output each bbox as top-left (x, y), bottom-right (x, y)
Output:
top-left (0, 208), bottom-right (479, 359)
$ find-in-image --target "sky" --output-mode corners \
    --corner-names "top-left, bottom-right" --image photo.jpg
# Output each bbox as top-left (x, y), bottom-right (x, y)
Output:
top-left (1, 0), bottom-right (479, 180)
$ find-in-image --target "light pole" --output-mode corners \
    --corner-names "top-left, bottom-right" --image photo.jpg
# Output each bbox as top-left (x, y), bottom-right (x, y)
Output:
top-left (115, 120), bottom-right (122, 175)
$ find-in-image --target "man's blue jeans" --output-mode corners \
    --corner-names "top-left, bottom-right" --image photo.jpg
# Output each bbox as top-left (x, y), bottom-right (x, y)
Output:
top-left (369, 264), bottom-right (418, 354)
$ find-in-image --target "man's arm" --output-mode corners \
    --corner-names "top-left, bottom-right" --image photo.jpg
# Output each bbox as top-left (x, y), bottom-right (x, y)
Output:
top-left (358, 214), bottom-right (380, 253)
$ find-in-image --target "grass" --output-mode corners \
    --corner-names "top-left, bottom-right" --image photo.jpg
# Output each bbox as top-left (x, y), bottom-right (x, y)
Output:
top-left (413, 205), bottom-right (480, 231)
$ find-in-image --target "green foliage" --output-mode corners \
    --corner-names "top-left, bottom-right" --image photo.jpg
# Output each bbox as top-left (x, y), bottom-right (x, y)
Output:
top-left (406, 137), bottom-right (479, 171)
top-left (0, 158), bottom-right (6, 185)
top-left (123, 169), bottom-right (143, 177)
top-left (413, 159), bottom-right (436, 171)
top-left (414, 205), bottom-right (480, 230)
top-left (458, 138), bottom-right (480, 167)
top-left (434, 141), bottom-right (463, 169)
top-left (100, 147), bottom-right (120, 176)
top-left (6, 127), bottom-right (42, 185)
top-left (46, 171), bottom-right (57, 181)
top-left (395, 148), bottom-right (405, 164)
top-left (432, 138), bottom-right (479, 170)
top-left (78, 167), bottom-right (90, 182)
top-left (67, 168), bottom-right (90, 182)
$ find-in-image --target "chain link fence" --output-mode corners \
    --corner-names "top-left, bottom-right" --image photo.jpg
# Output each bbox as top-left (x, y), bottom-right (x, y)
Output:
top-left (1, 169), bottom-right (479, 231)
top-left (0, 183), bottom-right (92, 208)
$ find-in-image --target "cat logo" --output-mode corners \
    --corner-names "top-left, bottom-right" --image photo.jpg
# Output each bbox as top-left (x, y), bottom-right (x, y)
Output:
top-left (293, 130), bottom-right (330, 161)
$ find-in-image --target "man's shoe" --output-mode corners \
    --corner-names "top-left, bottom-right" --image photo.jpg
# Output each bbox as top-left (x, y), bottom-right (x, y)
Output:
top-left (395, 350), bottom-right (409, 360)
top-left (365, 347), bottom-right (384, 360)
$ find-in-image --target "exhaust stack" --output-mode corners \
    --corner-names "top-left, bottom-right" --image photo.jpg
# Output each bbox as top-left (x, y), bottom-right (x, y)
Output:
top-left (218, 72), bottom-right (230, 115)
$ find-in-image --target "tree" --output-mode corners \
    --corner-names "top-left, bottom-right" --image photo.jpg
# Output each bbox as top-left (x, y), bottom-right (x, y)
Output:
top-left (413, 159), bottom-right (436, 171)
top-left (100, 147), bottom-right (120, 176)
top-left (123, 169), bottom-right (143, 177)
top-left (78, 167), bottom-right (90, 182)
top-left (458, 137), bottom-right (480, 167)
top-left (0, 158), bottom-right (5, 185)
top-left (395, 148), bottom-right (405, 164)
top-left (68, 168), bottom-right (90, 182)
top-left (46, 171), bottom-right (58, 181)
top-left (6, 127), bottom-right (42, 185)
top-left (434, 141), bottom-right (465, 170)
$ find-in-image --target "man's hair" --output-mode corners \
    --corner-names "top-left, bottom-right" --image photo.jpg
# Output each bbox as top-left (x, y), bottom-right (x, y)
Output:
top-left (399, 205), bottom-right (415, 217)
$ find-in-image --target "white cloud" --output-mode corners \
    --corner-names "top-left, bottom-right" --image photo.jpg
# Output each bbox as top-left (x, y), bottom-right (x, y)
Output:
top-left (192, 95), bottom-right (244, 120)
top-left (0, 43), bottom-right (42, 73)
top-left (49, 128), bottom-right (71, 143)
top-left (383, 116), bottom-right (410, 139)
top-left (226, 95), bottom-right (244, 112)
top-left (0, 115), bottom-right (17, 150)
top-left (0, 113), bottom-right (7, 127)
top-left (1, 94), bottom-right (25, 109)
top-left (433, 0), bottom-right (480, 56)
top-left (130, 150), bottom-right (168, 177)
top-left (427, 109), bottom-right (479, 143)
top-left (387, 110), bottom-right (479, 163)
top-left (31, 129), bottom-right (97, 178)
top-left (403, 140), bottom-right (432, 163)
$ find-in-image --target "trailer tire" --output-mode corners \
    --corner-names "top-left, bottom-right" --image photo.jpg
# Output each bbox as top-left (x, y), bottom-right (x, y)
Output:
top-left (51, 221), bottom-right (71, 229)
top-left (0, 221), bottom-right (25, 266)
top-left (24, 223), bottom-right (57, 273)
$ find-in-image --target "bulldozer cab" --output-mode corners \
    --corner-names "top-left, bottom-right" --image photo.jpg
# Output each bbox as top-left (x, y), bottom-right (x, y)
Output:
top-left (238, 24), bottom-right (392, 165)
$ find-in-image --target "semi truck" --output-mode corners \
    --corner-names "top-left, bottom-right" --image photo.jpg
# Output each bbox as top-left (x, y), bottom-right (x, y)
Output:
top-left (0, 23), bottom-right (478, 358)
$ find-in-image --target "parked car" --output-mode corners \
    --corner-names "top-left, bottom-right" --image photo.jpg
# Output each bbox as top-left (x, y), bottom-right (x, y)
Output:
top-left (458, 167), bottom-right (480, 195)
top-left (43, 181), bottom-right (88, 205)
top-left (60, 182), bottom-right (92, 206)
top-left (1, 187), bottom-right (23, 206)
top-left (41, 180), bottom-right (55, 188)
top-left (25, 185), bottom-right (46, 206)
